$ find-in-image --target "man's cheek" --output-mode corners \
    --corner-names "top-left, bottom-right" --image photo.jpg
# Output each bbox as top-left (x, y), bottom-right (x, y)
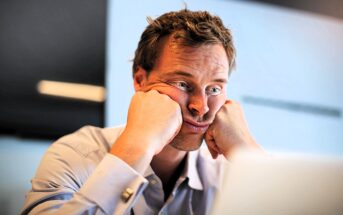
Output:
top-left (158, 87), bottom-right (187, 103)
top-left (210, 96), bottom-right (227, 114)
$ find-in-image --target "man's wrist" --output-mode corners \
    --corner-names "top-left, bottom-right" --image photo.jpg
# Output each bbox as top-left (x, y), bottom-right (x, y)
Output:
top-left (110, 130), bottom-right (156, 174)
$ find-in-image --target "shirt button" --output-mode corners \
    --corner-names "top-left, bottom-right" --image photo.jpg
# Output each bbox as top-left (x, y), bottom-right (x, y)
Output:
top-left (121, 188), bottom-right (134, 202)
top-left (150, 179), bottom-right (157, 185)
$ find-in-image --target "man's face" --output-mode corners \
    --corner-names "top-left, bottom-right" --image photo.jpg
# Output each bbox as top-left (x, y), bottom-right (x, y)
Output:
top-left (134, 37), bottom-right (229, 151)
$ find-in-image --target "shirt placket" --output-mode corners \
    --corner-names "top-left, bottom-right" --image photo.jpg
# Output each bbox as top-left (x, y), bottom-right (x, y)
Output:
top-left (158, 176), bottom-right (189, 215)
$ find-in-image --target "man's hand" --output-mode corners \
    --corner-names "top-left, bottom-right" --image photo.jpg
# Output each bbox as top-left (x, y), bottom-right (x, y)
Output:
top-left (204, 100), bottom-right (262, 159)
top-left (125, 90), bottom-right (182, 152)
top-left (110, 90), bottom-right (182, 173)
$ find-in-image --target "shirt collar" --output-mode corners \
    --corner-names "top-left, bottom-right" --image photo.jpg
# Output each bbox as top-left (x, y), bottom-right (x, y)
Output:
top-left (183, 149), bottom-right (204, 190)
top-left (143, 165), bottom-right (155, 178)
top-left (143, 149), bottom-right (204, 191)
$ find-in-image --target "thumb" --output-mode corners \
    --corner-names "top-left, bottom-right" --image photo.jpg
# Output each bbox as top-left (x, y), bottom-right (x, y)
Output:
top-left (204, 130), bottom-right (220, 159)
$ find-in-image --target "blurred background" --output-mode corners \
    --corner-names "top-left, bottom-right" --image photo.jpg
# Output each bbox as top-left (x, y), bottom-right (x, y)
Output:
top-left (0, 0), bottom-right (342, 214)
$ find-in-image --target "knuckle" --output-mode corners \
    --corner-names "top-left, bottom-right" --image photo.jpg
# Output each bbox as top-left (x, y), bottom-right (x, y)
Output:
top-left (170, 101), bottom-right (181, 113)
top-left (151, 89), bottom-right (159, 94)
top-left (226, 99), bottom-right (233, 104)
top-left (135, 91), bottom-right (143, 96)
top-left (147, 90), bottom-right (157, 96)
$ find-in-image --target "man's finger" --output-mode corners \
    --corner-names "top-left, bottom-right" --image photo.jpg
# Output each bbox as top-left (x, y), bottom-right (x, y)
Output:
top-left (205, 132), bottom-right (220, 159)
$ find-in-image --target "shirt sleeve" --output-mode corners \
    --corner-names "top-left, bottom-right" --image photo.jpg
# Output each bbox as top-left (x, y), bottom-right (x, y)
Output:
top-left (21, 137), bottom-right (149, 215)
top-left (79, 154), bottom-right (149, 215)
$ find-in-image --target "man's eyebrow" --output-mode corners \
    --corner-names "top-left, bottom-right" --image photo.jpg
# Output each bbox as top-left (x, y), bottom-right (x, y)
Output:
top-left (167, 71), bottom-right (194, 78)
top-left (213, 78), bottom-right (228, 83)
top-left (166, 71), bottom-right (228, 84)
top-left (166, 70), bottom-right (228, 83)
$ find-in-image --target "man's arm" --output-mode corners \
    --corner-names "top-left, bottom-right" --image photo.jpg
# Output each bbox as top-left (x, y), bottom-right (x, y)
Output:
top-left (22, 90), bottom-right (182, 214)
top-left (205, 100), bottom-right (262, 159)
top-left (21, 127), bottom-right (150, 215)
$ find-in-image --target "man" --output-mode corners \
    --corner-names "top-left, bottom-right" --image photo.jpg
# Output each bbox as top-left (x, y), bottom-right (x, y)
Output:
top-left (22, 9), bottom-right (260, 215)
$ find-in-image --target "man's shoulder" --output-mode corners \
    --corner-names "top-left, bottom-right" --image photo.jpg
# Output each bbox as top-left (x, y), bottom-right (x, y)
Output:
top-left (50, 125), bottom-right (125, 158)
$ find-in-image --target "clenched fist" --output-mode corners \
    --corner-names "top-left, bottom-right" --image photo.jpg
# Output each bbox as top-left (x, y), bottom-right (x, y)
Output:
top-left (125, 90), bottom-right (183, 153)
top-left (110, 90), bottom-right (182, 173)
top-left (205, 100), bottom-right (262, 159)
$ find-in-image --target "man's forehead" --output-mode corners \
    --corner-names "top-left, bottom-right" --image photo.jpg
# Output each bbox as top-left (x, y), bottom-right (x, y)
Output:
top-left (162, 37), bottom-right (225, 58)
top-left (168, 46), bottom-right (229, 69)
top-left (149, 35), bottom-right (230, 77)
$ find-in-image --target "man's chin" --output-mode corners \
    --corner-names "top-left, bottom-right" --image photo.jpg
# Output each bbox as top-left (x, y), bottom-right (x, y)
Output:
top-left (169, 133), bottom-right (204, 151)
top-left (170, 143), bottom-right (202, 151)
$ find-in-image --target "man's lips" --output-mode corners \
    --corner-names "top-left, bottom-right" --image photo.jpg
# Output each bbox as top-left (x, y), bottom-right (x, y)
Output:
top-left (183, 119), bottom-right (210, 133)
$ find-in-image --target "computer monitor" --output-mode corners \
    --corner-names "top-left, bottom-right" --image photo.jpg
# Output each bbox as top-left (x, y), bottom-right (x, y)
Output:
top-left (211, 150), bottom-right (343, 215)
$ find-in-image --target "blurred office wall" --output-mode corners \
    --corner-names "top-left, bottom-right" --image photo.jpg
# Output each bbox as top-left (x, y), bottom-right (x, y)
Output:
top-left (0, 0), bottom-right (106, 138)
top-left (0, 0), bottom-right (106, 214)
top-left (0, 139), bottom-right (49, 214)
top-left (106, 0), bottom-right (343, 155)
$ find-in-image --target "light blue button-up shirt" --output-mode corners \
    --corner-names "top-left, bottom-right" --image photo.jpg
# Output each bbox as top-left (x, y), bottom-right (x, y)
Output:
top-left (21, 125), bottom-right (227, 215)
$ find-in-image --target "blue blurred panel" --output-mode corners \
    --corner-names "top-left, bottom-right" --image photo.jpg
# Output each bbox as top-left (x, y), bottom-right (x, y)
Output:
top-left (106, 0), bottom-right (343, 155)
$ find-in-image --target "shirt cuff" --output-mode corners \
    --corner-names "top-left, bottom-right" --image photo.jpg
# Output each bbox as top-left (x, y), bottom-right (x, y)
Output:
top-left (79, 153), bottom-right (148, 214)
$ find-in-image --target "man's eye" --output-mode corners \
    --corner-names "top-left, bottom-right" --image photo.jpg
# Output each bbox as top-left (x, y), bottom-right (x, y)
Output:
top-left (173, 81), bottom-right (191, 91)
top-left (207, 86), bottom-right (222, 96)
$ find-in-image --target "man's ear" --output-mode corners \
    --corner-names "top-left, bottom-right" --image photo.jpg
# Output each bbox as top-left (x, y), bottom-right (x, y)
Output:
top-left (133, 67), bottom-right (148, 91)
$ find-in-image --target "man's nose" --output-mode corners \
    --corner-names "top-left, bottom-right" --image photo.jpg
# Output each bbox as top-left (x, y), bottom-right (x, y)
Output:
top-left (187, 93), bottom-right (209, 117)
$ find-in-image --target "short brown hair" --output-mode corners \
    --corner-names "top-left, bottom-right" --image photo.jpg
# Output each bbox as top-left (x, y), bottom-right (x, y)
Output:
top-left (132, 9), bottom-right (236, 76)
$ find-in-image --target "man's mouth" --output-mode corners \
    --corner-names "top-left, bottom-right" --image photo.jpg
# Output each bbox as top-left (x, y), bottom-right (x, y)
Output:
top-left (183, 119), bottom-right (210, 133)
